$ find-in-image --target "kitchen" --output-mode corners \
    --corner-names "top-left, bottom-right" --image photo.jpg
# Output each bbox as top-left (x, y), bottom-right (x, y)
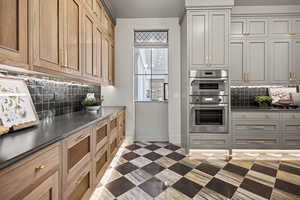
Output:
top-left (0, 0), bottom-right (300, 199)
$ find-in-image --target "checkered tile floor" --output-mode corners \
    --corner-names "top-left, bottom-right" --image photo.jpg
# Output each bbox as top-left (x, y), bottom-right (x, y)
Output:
top-left (90, 142), bottom-right (300, 200)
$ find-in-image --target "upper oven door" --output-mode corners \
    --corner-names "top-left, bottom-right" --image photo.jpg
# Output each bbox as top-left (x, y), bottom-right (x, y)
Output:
top-left (190, 105), bottom-right (228, 133)
top-left (190, 78), bottom-right (228, 95)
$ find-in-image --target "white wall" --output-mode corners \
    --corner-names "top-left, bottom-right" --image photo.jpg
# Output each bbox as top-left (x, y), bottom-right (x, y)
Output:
top-left (102, 18), bottom-right (181, 145)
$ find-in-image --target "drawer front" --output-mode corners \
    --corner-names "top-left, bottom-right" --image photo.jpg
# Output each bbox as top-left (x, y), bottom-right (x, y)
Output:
top-left (94, 145), bottom-right (109, 185)
top-left (232, 136), bottom-right (281, 149)
top-left (0, 144), bottom-right (59, 200)
top-left (65, 164), bottom-right (93, 200)
top-left (232, 112), bottom-right (280, 120)
top-left (283, 135), bottom-right (300, 148)
top-left (282, 112), bottom-right (300, 120)
top-left (232, 121), bottom-right (280, 133)
top-left (64, 128), bottom-right (92, 181)
top-left (189, 134), bottom-right (230, 149)
top-left (95, 120), bottom-right (108, 152)
top-left (283, 122), bottom-right (300, 133)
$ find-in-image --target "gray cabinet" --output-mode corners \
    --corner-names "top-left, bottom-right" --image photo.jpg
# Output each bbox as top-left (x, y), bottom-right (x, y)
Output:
top-left (232, 111), bottom-right (300, 149)
top-left (189, 10), bottom-right (229, 69)
top-left (189, 133), bottom-right (231, 149)
top-left (230, 39), bottom-right (267, 84)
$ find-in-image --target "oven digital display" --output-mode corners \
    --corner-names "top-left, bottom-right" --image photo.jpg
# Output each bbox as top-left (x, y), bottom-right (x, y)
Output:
top-left (199, 83), bottom-right (219, 90)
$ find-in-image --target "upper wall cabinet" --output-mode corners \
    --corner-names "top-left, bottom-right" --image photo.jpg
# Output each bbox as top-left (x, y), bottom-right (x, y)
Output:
top-left (0, 0), bottom-right (28, 68)
top-left (29, 0), bottom-right (64, 72)
top-left (63, 0), bottom-right (83, 77)
top-left (270, 17), bottom-right (300, 37)
top-left (231, 17), bottom-right (268, 38)
top-left (189, 10), bottom-right (230, 69)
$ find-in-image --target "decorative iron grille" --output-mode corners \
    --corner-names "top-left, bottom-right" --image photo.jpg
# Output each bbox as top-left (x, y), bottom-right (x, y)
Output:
top-left (134, 31), bottom-right (168, 44)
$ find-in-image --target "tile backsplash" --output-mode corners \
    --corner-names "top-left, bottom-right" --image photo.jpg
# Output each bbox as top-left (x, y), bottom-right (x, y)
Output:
top-left (1, 73), bottom-right (101, 120)
top-left (231, 86), bottom-right (299, 107)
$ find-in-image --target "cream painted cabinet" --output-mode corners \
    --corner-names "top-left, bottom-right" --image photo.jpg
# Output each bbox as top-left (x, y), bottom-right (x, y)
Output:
top-left (292, 39), bottom-right (300, 82)
top-left (29, 0), bottom-right (64, 72)
top-left (0, 0), bottom-right (28, 68)
top-left (231, 17), bottom-right (268, 38)
top-left (230, 39), bottom-right (267, 84)
top-left (293, 18), bottom-right (300, 36)
top-left (270, 17), bottom-right (300, 37)
top-left (189, 10), bottom-right (229, 68)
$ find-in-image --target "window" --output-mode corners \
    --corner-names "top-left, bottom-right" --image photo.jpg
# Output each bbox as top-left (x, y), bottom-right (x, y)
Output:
top-left (134, 31), bottom-right (168, 102)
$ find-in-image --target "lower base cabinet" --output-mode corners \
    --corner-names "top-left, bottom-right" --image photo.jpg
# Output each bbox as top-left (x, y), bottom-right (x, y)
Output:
top-left (0, 109), bottom-right (126, 200)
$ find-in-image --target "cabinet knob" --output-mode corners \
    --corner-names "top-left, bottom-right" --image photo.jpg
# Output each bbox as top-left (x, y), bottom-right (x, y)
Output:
top-left (35, 165), bottom-right (45, 172)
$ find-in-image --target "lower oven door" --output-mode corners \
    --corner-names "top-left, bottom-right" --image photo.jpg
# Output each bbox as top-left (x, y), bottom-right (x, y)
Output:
top-left (190, 105), bottom-right (228, 133)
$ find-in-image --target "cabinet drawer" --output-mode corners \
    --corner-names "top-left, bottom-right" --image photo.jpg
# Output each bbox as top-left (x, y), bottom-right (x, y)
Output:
top-left (63, 128), bottom-right (92, 181)
top-left (283, 135), bottom-right (300, 148)
top-left (94, 120), bottom-right (109, 153)
top-left (94, 145), bottom-right (109, 186)
top-left (189, 134), bottom-right (230, 149)
top-left (283, 121), bottom-right (300, 133)
top-left (282, 113), bottom-right (300, 120)
top-left (232, 112), bottom-right (280, 120)
top-left (233, 136), bottom-right (280, 149)
top-left (232, 121), bottom-right (280, 133)
top-left (0, 144), bottom-right (60, 200)
top-left (65, 163), bottom-right (93, 200)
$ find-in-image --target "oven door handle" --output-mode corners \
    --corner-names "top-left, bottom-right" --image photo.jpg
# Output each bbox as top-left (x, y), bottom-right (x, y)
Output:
top-left (190, 104), bottom-right (228, 108)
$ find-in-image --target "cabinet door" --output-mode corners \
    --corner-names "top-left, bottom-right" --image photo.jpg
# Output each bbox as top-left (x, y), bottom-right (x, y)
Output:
top-left (246, 40), bottom-right (267, 83)
top-left (292, 18), bottom-right (300, 36)
top-left (101, 36), bottom-right (109, 85)
top-left (230, 40), bottom-right (246, 83)
top-left (293, 39), bottom-right (300, 81)
top-left (30, 0), bottom-right (62, 71)
top-left (63, 129), bottom-right (92, 181)
top-left (94, 26), bottom-right (103, 82)
top-left (209, 11), bottom-right (229, 67)
top-left (0, 0), bottom-right (28, 67)
top-left (23, 172), bottom-right (59, 200)
top-left (247, 18), bottom-right (268, 37)
top-left (108, 41), bottom-right (114, 85)
top-left (189, 11), bottom-right (209, 68)
top-left (82, 11), bottom-right (97, 80)
top-left (270, 18), bottom-right (291, 36)
top-left (231, 18), bottom-right (247, 38)
top-left (270, 39), bottom-right (293, 83)
top-left (63, 0), bottom-right (82, 76)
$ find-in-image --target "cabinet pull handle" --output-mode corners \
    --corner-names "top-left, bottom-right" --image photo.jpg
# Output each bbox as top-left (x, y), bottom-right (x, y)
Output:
top-left (204, 56), bottom-right (208, 64)
top-left (289, 72), bottom-right (293, 81)
top-left (35, 165), bottom-right (45, 172)
top-left (201, 141), bottom-right (216, 145)
top-left (75, 134), bottom-right (85, 141)
top-left (247, 126), bottom-right (265, 129)
top-left (248, 140), bottom-right (265, 144)
top-left (293, 73), bottom-right (297, 81)
top-left (288, 32), bottom-right (296, 36)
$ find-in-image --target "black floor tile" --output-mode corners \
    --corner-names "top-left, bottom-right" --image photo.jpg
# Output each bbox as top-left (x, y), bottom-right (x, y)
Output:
top-left (169, 163), bottom-right (192, 176)
top-left (206, 177), bottom-right (238, 199)
top-left (196, 163), bottom-right (220, 176)
top-left (143, 152), bottom-right (162, 161)
top-left (105, 177), bottom-right (135, 197)
top-left (115, 162), bottom-right (139, 175)
top-left (122, 152), bottom-right (140, 161)
top-left (144, 144), bottom-right (161, 151)
top-left (223, 163), bottom-right (249, 176)
top-left (251, 164), bottom-right (277, 177)
top-left (240, 178), bottom-right (273, 199)
top-left (275, 179), bottom-right (300, 197)
top-left (172, 177), bottom-right (202, 198)
top-left (279, 164), bottom-right (300, 176)
top-left (141, 162), bottom-right (165, 176)
top-left (139, 177), bottom-right (167, 197)
top-left (164, 144), bottom-right (181, 151)
top-left (166, 152), bottom-right (185, 161)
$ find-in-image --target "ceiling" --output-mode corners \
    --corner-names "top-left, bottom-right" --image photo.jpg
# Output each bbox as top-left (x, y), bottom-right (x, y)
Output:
top-left (110, 0), bottom-right (300, 18)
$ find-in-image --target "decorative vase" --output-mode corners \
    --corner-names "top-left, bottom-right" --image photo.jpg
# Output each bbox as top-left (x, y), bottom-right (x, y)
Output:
top-left (85, 106), bottom-right (101, 112)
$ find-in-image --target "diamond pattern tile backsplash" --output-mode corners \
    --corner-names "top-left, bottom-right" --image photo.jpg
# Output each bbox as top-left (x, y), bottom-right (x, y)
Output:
top-left (1, 73), bottom-right (101, 120)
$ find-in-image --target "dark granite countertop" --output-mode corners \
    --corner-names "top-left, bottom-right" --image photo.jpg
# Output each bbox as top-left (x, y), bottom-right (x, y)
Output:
top-left (232, 106), bottom-right (300, 112)
top-left (0, 106), bottom-right (125, 170)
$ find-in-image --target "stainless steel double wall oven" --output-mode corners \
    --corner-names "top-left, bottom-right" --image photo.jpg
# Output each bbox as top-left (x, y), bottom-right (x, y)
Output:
top-left (190, 70), bottom-right (229, 133)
